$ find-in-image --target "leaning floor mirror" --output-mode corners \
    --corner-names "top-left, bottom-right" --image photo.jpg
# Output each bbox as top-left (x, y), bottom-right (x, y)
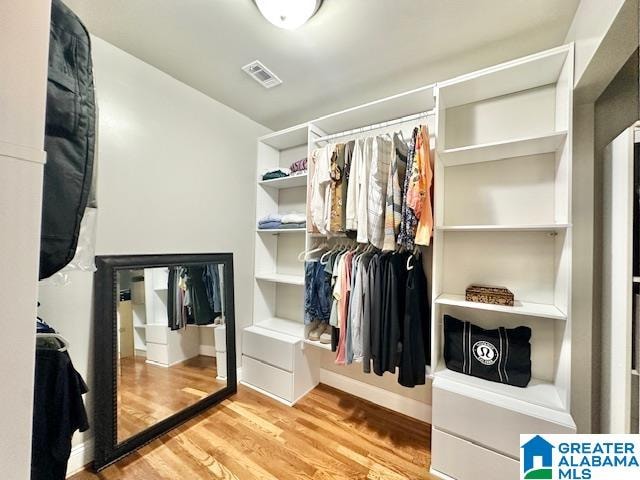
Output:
top-left (93, 253), bottom-right (237, 470)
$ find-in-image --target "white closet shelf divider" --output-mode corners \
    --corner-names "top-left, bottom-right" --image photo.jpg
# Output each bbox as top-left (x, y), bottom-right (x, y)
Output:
top-left (434, 368), bottom-right (573, 419)
top-left (435, 293), bottom-right (567, 321)
top-left (259, 123), bottom-right (308, 150)
top-left (439, 131), bottom-right (567, 167)
top-left (257, 228), bottom-right (306, 234)
top-left (258, 173), bottom-right (307, 189)
top-left (255, 272), bottom-right (305, 286)
top-left (633, 276), bottom-right (640, 283)
top-left (436, 224), bottom-right (570, 233)
top-left (255, 317), bottom-right (306, 338)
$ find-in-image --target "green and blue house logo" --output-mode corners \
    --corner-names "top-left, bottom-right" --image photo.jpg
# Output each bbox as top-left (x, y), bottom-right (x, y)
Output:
top-left (520, 434), bottom-right (640, 480)
top-left (521, 435), bottom-right (554, 479)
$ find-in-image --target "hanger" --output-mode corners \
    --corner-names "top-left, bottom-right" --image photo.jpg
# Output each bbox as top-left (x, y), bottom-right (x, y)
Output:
top-left (36, 333), bottom-right (70, 352)
top-left (297, 241), bottom-right (328, 262)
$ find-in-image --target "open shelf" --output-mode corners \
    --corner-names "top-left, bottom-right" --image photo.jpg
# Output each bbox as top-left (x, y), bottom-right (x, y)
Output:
top-left (434, 368), bottom-right (571, 417)
top-left (437, 45), bottom-right (570, 109)
top-left (303, 339), bottom-right (332, 350)
top-left (257, 228), bottom-right (306, 234)
top-left (259, 124), bottom-right (308, 150)
top-left (440, 131), bottom-right (567, 167)
top-left (255, 317), bottom-right (305, 338)
top-left (255, 272), bottom-right (305, 286)
top-left (436, 224), bottom-right (569, 233)
top-left (633, 277), bottom-right (640, 283)
top-left (435, 294), bottom-right (567, 321)
top-left (259, 174), bottom-right (307, 189)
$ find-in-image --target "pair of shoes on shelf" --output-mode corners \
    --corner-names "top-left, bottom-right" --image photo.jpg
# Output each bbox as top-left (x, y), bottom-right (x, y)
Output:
top-left (309, 322), bottom-right (331, 344)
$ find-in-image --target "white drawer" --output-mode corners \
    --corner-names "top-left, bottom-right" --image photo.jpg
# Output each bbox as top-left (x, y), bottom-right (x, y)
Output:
top-left (242, 326), bottom-right (298, 372)
top-left (433, 382), bottom-right (575, 458)
top-left (242, 355), bottom-right (294, 402)
top-left (146, 324), bottom-right (168, 344)
top-left (431, 428), bottom-right (519, 480)
top-left (146, 343), bottom-right (168, 365)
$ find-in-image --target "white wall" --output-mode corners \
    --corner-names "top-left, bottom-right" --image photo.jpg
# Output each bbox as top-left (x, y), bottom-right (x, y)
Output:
top-left (0, 0), bottom-right (50, 478)
top-left (37, 36), bottom-right (268, 463)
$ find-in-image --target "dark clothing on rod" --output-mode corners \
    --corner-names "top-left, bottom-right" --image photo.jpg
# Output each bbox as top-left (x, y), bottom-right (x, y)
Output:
top-left (187, 266), bottom-right (215, 325)
top-left (371, 253), bottom-right (391, 376)
top-left (398, 255), bottom-right (430, 387)
top-left (32, 348), bottom-right (89, 480)
top-left (40, 0), bottom-right (96, 279)
top-left (383, 252), bottom-right (409, 374)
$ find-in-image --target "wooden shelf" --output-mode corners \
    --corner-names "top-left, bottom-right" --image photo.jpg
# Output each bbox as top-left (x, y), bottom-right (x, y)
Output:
top-left (437, 224), bottom-right (570, 233)
top-left (434, 368), bottom-right (572, 418)
top-left (259, 124), bottom-right (308, 150)
top-left (259, 174), bottom-right (307, 189)
top-left (257, 228), bottom-right (306, 234)
top-left (255, 317), bottom-right (305, 338)
top-left (303, 339), bottom-right (332, 350)
top-left (255, 273), bottom-right (305, 286)
top-left (435, 294), bottom-right (567, 321)
top-left (440, 131), bottom-right (567, 167)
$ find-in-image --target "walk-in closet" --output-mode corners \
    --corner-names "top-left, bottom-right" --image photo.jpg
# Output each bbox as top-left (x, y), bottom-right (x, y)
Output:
top-left (2, 1), bottom-right (640, 479)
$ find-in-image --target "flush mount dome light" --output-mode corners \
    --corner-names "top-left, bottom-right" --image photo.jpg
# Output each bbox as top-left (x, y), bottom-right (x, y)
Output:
top-left (254, 0), bottom-right (322, 30)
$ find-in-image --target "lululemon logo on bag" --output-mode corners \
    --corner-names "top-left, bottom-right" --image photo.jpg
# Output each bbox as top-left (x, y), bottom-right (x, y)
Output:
top-left (473, 341), bottom-right (499, 365)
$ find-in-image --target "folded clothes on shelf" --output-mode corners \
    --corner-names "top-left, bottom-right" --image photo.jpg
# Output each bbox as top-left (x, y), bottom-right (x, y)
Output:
top-left (289, 158), bottom-right (307, 175)
top-left (258, 221), bottom-right (282, 230)
top-left (280, 222), bottom-right (306, 229)
top-left (261, 167), bottom-right (291, 181)
top-left (281, 212), bottom-right (306, 224)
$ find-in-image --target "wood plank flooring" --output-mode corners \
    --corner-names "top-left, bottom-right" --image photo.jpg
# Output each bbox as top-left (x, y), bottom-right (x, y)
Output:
top-left (73, 384), bottom-right (435, 480)
top-left (118, 355), bottom-right (226, 442)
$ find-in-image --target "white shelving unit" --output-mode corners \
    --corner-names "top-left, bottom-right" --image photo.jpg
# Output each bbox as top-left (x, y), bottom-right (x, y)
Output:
top-left (429, 44), bottom-right (576, 480)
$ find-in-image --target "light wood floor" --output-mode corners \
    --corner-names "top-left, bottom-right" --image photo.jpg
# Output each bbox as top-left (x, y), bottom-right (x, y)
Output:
top-left (74, 384), bottom-right (435, 480)
top-left (118, 355), bottom-right (226, 442)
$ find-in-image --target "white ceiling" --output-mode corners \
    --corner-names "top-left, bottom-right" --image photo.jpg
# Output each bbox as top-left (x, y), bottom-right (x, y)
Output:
top-left (65, 0), bottom-right (580, 130)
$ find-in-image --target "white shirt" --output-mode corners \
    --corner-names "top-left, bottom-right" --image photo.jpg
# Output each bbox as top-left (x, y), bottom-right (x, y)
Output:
top-left (310, 145), bottom-right (332, 234)
top-left (356, 137), bottom-right (374, 243)
top-left (345, 139), bottom-right (363, 231)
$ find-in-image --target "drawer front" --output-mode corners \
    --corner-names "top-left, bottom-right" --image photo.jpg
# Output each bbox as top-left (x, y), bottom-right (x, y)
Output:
top-left (433, 385), bottom-right (574, 458)
top-left (431, 428), bottom-right (519, 480)
top-left (214, 325), bottom-right (226, 352)
top-left (146, 343), bottom-right (169, 365)
top-left (146, 324), bottom-right (168, 344)
top-left (216, 352), bottom-right (227, 378)
top-left (242, 355), bottom-right (294, 402)
top-left (242, 327), bottom-right (297, 372)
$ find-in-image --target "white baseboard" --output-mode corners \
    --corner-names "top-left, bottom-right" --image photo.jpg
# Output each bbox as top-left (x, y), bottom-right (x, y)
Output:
top-left (240, 380), bottom-right (294, 406)
top-left (429, 467), bottom-right (455, 480)
top-left (199, 345), bottom-right (216, 357)
top-left (319, 369), bottom-right (432, 423)
top-left (66, 439), bottom-right (93, 478)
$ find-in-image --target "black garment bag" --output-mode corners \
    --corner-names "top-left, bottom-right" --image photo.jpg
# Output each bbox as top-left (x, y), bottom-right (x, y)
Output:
top-left (40, 0), bottom-right (96, 279)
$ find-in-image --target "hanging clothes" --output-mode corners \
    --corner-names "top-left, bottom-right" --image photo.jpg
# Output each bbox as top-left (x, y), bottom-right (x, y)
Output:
top-left (398, 128), bottom-right (419, 250)
top-left (399, 255), bottom-right (430, 387)
top-left (335, 250), bottom-right (354, 365)
top-left (383, 134), bottom-right (409, 251)
top-left (356, 137), bottom-right (374, 243)
top-left (329, 144), bottom-right (346, 233)
top-left (203, 264), bottom-right (223, 317)
top-left (310, 145), bottom-right (333, 234)
top-left (342, 141), bottom-right (355, 233)
top-left (411, 125), bottom-right (434, 246)
top-left (367, 136), bottom-right (393, 249)
top-left (32, 334), bottom-right (89, 480)
top-left (345, 138), bottom-right (363, 232)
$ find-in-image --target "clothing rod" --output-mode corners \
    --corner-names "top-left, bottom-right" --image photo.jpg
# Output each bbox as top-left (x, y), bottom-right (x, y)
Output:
top-left (314, 109), bottom-right (435, 143)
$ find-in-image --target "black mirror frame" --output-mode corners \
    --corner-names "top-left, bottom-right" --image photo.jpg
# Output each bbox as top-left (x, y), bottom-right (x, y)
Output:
top-left (92, 253), bottom-right (237, 471)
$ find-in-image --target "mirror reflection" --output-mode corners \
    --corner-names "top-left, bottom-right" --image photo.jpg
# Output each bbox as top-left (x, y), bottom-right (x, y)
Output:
top-left (116, 264), bottom-right (227, 443)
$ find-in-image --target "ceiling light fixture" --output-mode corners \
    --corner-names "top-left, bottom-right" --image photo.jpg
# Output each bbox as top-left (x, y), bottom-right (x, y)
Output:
top-left (254, 0), bottom-right (323, 30)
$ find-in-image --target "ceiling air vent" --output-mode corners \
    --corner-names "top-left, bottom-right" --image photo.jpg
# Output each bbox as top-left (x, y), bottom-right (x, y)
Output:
top-left (242, 60), bottom-right (282, 89)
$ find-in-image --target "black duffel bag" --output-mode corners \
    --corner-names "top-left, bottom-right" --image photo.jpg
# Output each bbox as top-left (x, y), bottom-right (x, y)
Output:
top-left (443, 314), bottom-right (532, 387)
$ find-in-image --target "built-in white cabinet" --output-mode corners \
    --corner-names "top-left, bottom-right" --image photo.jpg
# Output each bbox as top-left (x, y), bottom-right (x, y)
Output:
top-left (245, 46), bottom-right (580, 472)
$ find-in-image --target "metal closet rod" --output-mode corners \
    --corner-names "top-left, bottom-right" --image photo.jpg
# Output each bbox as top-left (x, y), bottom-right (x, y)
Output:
top-left (313, 109), bottom-right (435, 143)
